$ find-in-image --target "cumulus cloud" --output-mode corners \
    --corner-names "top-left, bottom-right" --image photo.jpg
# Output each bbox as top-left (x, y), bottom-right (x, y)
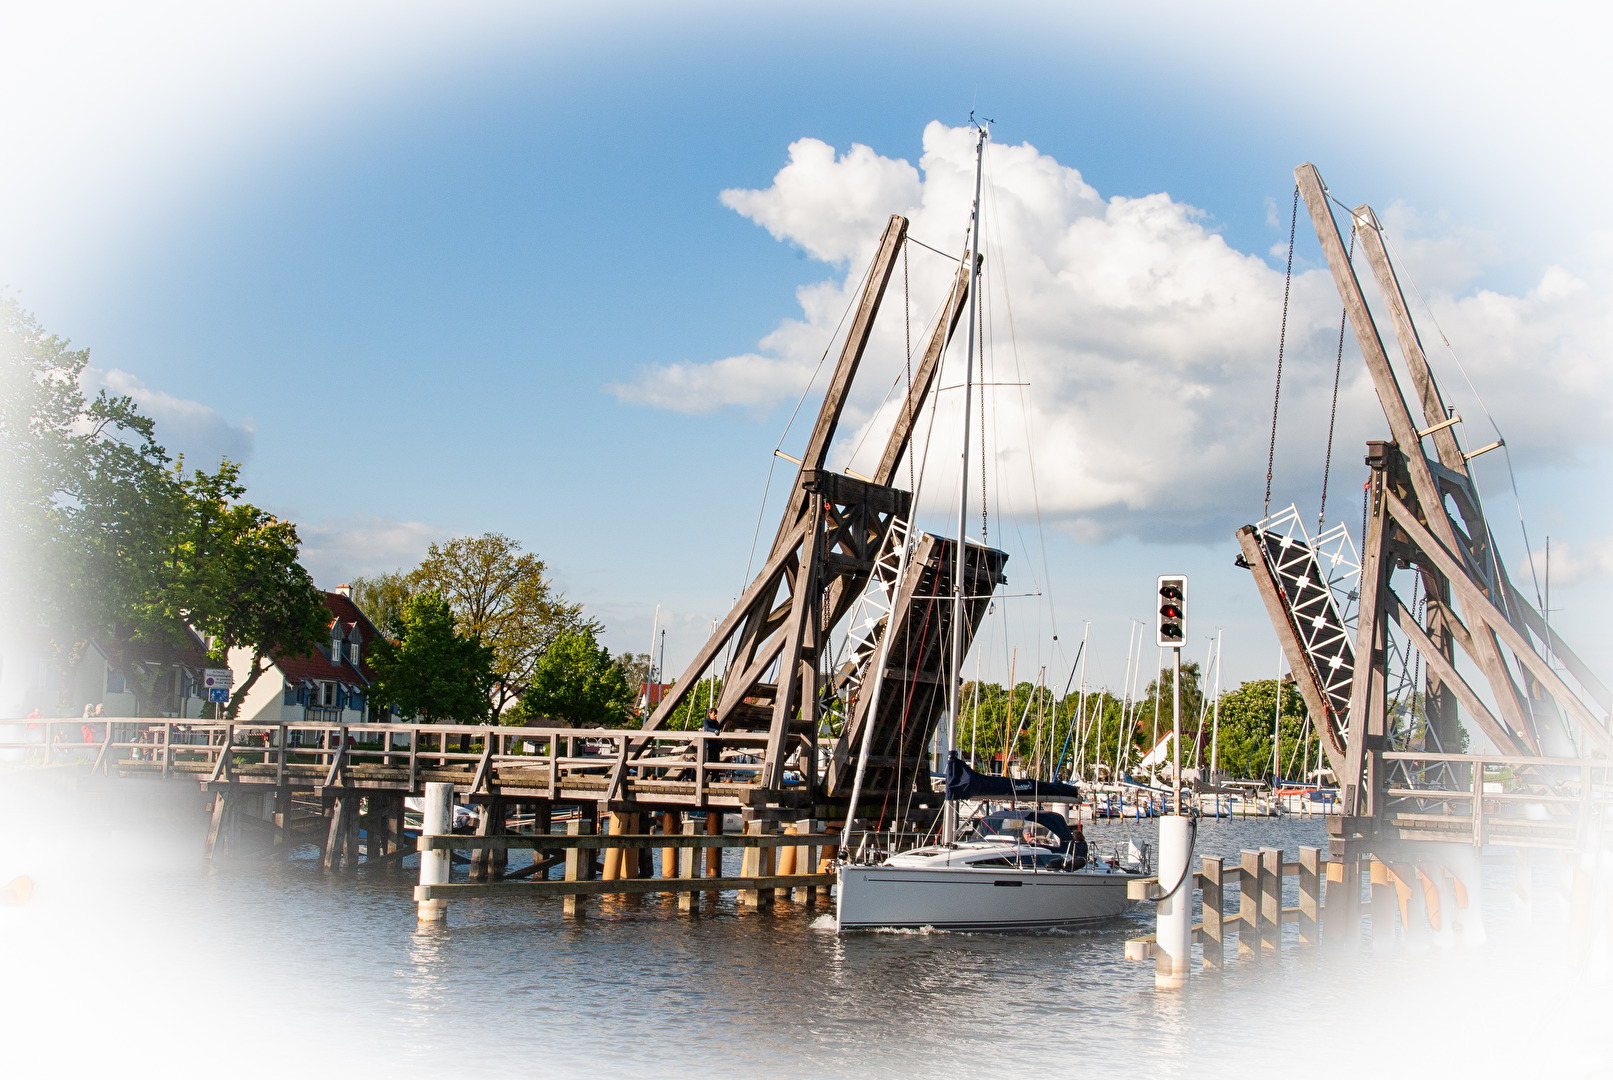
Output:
top-left (1520, 536), bottom-right (1613, 588)
top-left (613, 122), bottom-right (1612, 541)
top-left (83, 367), bottom-right (256, 468)
top-left (292, 514), bottom-right (450, 588)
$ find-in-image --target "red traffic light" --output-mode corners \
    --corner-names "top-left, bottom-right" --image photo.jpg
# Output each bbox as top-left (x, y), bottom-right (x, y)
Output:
top-left (1156, 574), bottom-right (1187, 648)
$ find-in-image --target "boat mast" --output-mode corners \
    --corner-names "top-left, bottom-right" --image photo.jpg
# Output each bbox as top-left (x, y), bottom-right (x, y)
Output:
top-left (944, 124), bottom-right (988, 846)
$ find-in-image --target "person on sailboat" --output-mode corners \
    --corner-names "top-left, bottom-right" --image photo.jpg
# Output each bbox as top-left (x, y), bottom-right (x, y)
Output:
top-left (1071, 824), bottom-right (1089, 870)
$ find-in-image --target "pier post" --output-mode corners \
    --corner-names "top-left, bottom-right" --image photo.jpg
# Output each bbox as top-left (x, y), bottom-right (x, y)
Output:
top-left (1259, 848), bottom-right (1281, 953)
top-left (206, 790), bottom-right (230, 861)
top-left (1368, 858), bottom-right (1396, 943)
top-left (1154, 815), bottom-right (1192, 988)
top-left (491, 798), bottom-right (509, 879)
top-left (740, 820), bottom-right (774, 911)
top-left (1200, 856), bottom-right (1225, 972)
top-left (564, 818), bottom-right (593, 919)
top-left (660, 812), bottom-right (679, 880)
top-left (1298, 847), bottom-right (1321, 945)
top-left (1324, 856), bottom-right (1360, 948)
top-left (1239, 850), bottom-right (1261, 964)
top-left (777, 824), bottom-right (797, 876)
top-left (705, 810), bottom-right (723, 894)
top-left (274, 788), bottom-right (292, 858)
top-left (324, 794), bottom-right (348, 871)
top-left (677, 818), bottom-right (698, 913)
top-left (417, 782), bottom-right (453, 923)
top-left (795, 817), bottom-right (815, 903)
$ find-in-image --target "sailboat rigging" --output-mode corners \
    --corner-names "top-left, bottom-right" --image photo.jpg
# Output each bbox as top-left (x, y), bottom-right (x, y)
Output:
top-left (835, 126), bottom-right (1147, 932)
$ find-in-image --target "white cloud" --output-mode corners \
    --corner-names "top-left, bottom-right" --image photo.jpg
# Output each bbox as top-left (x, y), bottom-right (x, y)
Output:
top-left (1520, 536), bottom-right (1613, 589)
top-left (82, 367), bottom-right (256, 468)
top-left (292, 514), bottom-right (450, 588)
top-left (612, 122), bottom-right (1613, 541)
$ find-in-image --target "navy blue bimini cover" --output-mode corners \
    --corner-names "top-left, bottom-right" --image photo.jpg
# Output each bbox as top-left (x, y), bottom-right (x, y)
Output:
top-left (975, 809), bottom-right (1076, 854)
top-left (944, 751), bottom-right (1082, 803)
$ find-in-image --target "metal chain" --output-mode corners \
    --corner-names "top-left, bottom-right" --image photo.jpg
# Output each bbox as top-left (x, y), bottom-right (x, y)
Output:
top-left (1264, 185), bottom-right (1300, 522)
top-left (1318, 225), bottom-right (1356, 531)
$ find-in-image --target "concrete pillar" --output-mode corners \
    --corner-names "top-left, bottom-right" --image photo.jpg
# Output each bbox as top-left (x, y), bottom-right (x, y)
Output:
top-left (416, 782), bottom-right (453, 923)
top-left (1154, 815), bottom-right (1192, 988)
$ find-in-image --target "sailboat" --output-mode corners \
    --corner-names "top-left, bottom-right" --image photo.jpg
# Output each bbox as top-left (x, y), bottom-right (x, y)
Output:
top-left (835, 126), bottom-right (1148, 932)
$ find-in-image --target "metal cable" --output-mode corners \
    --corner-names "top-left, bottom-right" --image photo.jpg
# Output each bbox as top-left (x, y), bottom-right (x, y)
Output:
top-left (1318, 225), bottom-right (1356, 531)
top-left (1264, 185), bottom-right (1300, 522)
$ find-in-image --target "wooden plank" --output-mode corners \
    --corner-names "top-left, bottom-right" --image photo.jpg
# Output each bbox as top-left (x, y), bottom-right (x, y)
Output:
top-left (771, 214), bottom-right (908, 557)
top-left (1239, 850), bottom-right (1261, 963)
top-left (1298, 846), bottom-right (1321, 945)
top-left (1385, 590), bottom-right (1515, 754)
top-left (1200, 856), bottom-right (1224, 971)
top-left (417, 873), bottom-right (835, 900)
top-left (1298, 167), bottom-right (1535, 752)
top-left (563, 818), bottom-right (592, 919)
top-left (1342, 467), bottom-right (1389, 816)
top-left (1260, 848), bottom-right (1282, 952)
top-left (1353, 205), bottom-right (1466, 472)
top-left (641, 515), bottom-right (810, 732)
top-left (417, 832), bottom-right (832, 851)
top-left (873, 257), bottom-right (972, 486)
top-left (1384, 490), bottom-right (1610, 749)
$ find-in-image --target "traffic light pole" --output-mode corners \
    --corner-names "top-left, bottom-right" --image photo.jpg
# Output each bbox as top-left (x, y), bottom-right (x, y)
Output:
top-left (1172, 645), bottom-right (1182, 815)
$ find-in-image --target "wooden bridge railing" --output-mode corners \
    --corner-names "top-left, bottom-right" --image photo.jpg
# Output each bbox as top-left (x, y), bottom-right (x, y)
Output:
top-left (0, 718), bottom-right (817, 804)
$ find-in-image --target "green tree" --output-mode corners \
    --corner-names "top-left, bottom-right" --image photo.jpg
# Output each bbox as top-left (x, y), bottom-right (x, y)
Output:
top-left (2, 297), bottom-right (192, 713)
top-left (368, 591), bottom-right (496, 722)
top-left (359, 533), bottom-right (598, 716)
top-left (348, 570), bottom-right (413, 632)
top-left (1208, 678), bottom-right (1316, 780)
top-left (511, 628), bottom-right (634, 728)
top-left (179, 463), bottom-right (330, 720)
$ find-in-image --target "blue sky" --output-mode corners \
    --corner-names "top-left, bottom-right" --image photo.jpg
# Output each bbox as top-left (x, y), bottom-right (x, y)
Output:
top-left (5, 0), bottom-right (1610, 700)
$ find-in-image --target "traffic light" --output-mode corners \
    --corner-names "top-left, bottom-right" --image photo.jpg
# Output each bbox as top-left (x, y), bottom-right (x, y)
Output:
top-left (1156, 575), bottom-right (1187, 649)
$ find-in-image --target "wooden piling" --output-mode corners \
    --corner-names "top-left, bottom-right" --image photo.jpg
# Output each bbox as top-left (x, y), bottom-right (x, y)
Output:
top-left (740, 820), bottom-right (775, 910)
top-left (1298, 846), bottom-right (1321, 945)
top-left (1200, 856), bottom-right (1224, 971)
top-left (206, 790), bottom-right (229, 861)
top-left (1239, 850), bottom-right (1261, 963)
top-left (324, 794), bottom-right (349, 871)
top-left (660, 812), bottom-right (679, 880)
top-left (563, 818), bottom-right (593, 919)
top-left (777, 824), bottom-right (797, 876)
top-left (705, 810), bottom-right (722, 894)
top-left (677, 818), bottom-right (698, 913)
top-left (1324, 856), bottom-right (1360, 947)
top-left (1260, 848), bottom-right (1281, 952)
top-left (1369, 858), bottom-right (1397, 941)
top-left (274, 787), bottom-right (292, 858)
top-left (794, 817), bottom-right (815, 903)
top-left (602, 811), bottom-right (625, 882)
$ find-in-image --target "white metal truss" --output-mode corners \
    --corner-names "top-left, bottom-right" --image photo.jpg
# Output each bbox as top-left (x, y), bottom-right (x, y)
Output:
top-left (825, 513), bottom-right (912, 734)
top-left (1251, 504), bottom-right (1361, 749)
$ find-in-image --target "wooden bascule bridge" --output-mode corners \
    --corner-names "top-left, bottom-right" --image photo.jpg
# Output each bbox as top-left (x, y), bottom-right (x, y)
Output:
top-left (4, 214), bottom-right (1007, 906)
top-left (1233, 164), bottom-right (1613, 943)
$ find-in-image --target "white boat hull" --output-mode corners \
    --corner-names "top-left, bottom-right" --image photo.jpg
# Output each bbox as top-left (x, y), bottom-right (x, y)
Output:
top-left (836, 863), bottom-right (1143, 932)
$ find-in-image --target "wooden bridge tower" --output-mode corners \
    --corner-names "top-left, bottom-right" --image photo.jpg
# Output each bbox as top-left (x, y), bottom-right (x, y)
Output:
top-left (643, 214), bottom-right (1006, 808)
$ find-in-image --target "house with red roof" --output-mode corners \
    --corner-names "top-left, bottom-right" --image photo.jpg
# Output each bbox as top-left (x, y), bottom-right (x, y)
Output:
top-left (226, 586), bottom-right (388, 728)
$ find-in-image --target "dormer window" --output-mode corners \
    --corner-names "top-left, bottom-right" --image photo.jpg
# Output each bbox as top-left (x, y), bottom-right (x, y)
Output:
top-left (348, 640), bottom-right (360, 666)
